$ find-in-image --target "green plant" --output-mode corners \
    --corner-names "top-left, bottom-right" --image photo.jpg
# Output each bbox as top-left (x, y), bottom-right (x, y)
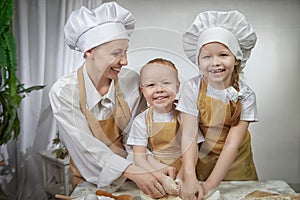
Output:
top-left (0, 0), bottom-right (45, 145)
top-left (52, 131), bottom-right (69, 159)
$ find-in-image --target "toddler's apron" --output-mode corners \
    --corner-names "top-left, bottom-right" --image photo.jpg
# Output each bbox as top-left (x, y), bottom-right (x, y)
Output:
top-left (146, 107), bottom-right (182, 172)
top-left (70, 66), bottom-right (131, 188)
top-left (196, 79), bottom-right (258, 181)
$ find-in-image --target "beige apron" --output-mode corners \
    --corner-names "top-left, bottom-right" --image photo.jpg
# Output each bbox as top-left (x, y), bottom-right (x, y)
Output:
top-left (196, 79), bottom-right (258, 181)
top-left (70, 66), bottom-right (131, 188)
top-left (146, 107), bottom-right (182, 172)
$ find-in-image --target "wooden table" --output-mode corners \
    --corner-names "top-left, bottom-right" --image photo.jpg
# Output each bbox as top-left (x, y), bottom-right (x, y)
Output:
top-left (70, 180), bottom-right (297, 199)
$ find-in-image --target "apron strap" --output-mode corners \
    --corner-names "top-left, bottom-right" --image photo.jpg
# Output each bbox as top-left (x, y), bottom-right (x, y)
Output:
top-left (77, 66), bottom-right (127, 157)
top-left (198, 78), bottom-right (241, 127)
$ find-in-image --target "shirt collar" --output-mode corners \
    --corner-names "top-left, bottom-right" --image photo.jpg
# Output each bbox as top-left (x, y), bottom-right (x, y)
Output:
top-left (83, 64), bottom-right (116, 110)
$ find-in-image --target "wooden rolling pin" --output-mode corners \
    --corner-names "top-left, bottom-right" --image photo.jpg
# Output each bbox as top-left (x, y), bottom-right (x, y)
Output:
top-left (54, 194), bottom-right (73, 200)
top-left (96, 189), bottom-right (137, 200)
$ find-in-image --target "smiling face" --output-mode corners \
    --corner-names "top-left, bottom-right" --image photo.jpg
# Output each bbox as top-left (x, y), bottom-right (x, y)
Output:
top-left (140, 63), bottom-right (180, 113)
top-left (85, 39), bottom-right (129, 87)
top-left (198, 42), bottom-right (240, 89)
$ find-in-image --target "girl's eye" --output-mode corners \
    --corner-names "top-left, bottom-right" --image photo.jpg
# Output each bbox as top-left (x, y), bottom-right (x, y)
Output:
top-left (220, 53), bottom-right (228, 57)
top-left (163, 82), bottom-right (171, 85)
top-left (112, 52), bottom-right (122, 57)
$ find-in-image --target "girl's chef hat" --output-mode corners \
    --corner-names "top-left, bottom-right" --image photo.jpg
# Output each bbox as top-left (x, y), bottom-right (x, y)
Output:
top-left (183, 10), bottom-right (257, 69)
top-left (64, 2), bottom-right (135, 53)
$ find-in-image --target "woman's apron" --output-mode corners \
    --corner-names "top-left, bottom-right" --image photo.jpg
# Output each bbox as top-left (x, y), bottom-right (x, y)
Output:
top-left (146, 107), bottom-right (182, 172)
top-left (196, 79), bottom-right (258, 181)
top-left (70, 66), bottom-right (131, 188)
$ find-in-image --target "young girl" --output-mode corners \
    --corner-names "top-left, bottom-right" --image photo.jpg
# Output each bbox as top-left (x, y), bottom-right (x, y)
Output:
top-left (127, 58), bottom-right (204, 196)
top-left (177, 10), bottom-right (258, 199)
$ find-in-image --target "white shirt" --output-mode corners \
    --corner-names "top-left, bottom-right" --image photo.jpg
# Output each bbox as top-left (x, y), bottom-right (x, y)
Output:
top-left (49, 65), bottom-right (144, 188)
top-left (176, 75), bottom-right (259, 122)
top-left (127, 108), bottom-right (204, 148)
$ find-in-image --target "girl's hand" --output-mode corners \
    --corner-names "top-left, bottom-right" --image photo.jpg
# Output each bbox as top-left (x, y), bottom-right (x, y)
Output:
top-left (201, 182), bottom-right (219, 199)
top-left (180, 176), bottom-right (204, 200)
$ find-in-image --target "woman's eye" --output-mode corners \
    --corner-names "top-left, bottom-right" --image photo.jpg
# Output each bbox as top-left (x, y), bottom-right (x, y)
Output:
top-left (112, 52), bottom-right (122, 57)
top-left (112, 50), bottom-right (127, 57)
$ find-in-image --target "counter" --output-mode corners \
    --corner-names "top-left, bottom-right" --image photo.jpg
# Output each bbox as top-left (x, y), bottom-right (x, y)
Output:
top-left (70, 180), bottom-right (297, 199)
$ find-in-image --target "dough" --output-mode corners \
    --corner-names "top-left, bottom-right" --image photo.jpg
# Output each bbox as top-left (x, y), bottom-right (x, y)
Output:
top-left (205, 190), bottom-right (220, 200)
top-left (85, 193), bottom-right (98, 200)
top-left (141, 193), bottom-right (181, 200)
top-left (140, 190), bottom-right (220, 200)
top-left (162, 176), bottom-right (180, 195)
top-left (243, 190), bottom-right (300, 200)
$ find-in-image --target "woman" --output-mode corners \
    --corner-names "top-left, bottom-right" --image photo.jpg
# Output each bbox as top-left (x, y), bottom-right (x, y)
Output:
top-left (49, 2), bottom-right (171, 198)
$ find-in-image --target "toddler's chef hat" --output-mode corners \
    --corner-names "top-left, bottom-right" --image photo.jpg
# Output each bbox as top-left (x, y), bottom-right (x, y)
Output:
top-left (64, 2), bottom-right (135, 53)
top-left (183, 10), bottom-right (257, 69)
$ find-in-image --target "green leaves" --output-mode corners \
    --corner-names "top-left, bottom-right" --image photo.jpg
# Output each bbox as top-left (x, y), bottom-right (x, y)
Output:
top-left (52, 131), bottom-right (69, 159)
top-left (0, 0), bottom-right (45, 145)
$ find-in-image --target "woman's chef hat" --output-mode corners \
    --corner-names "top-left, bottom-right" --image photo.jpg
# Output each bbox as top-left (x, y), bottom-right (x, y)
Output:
top-left (183, 10), bottom-right (257, 69)
top-left (64, 2), bottom-right (135, 53)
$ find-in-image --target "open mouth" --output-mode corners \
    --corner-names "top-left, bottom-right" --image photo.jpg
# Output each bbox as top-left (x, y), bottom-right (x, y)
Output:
top-left (154, 95), bottom-right (169, 101)
top-left (111, 67), bottom-right (121, 73)
top-left (209, 68), bottom-right (225, 73)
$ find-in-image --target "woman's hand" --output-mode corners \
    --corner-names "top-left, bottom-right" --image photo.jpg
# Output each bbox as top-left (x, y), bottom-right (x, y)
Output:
top-left (123, 164), bottom-right (166, 199)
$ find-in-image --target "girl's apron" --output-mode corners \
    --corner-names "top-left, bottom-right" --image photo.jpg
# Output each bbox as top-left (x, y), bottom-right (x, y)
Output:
top-left (70, 66), bottom-right (131, 188)
top-left (146, 107), bottom-right (182, 172)
top-left (196, 79), bottom-right (258, 181)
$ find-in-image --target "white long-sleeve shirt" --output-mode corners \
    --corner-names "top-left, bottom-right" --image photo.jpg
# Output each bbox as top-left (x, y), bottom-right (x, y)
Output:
top-left (49, 65), bottom-right (145, 188)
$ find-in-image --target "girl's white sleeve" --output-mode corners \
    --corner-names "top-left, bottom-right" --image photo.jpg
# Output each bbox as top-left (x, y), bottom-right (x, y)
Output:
top-left (176, 76), bottom-right (201, 116)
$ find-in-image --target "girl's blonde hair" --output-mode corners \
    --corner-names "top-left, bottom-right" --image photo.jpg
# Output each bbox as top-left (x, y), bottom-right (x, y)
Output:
top-left (232, 62), bottom-right (242, 92)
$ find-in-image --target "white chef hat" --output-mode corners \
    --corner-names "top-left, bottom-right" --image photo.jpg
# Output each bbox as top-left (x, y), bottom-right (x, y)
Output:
top-left (183, 10), bottom-right (257, 69)
top-left (64, 2), bottom-right (135, 53)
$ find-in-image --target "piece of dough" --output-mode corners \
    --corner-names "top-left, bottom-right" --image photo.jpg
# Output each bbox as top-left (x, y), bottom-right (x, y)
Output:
top-left (244, 190), bottom-right (300, 200)
top-left (162, 176), bottom-right (180, 196)
top-left (140, 192), bottom-right (181, 200)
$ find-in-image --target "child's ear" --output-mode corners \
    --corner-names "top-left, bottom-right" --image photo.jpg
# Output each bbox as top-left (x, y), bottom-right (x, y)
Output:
top-left (235, 59), bottom-right (240, 66)
top-left (140, 86), bottom-right (144, 94)
top-left (85, 49), bottom-right (93, 58)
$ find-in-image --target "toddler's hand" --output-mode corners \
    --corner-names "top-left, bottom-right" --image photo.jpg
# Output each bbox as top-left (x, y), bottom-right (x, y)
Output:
top-left (161, 165), bottom-right (176, 179)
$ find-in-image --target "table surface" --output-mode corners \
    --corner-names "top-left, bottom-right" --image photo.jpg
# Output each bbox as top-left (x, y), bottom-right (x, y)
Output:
top-left (70, 180), bottom-right (297, 200)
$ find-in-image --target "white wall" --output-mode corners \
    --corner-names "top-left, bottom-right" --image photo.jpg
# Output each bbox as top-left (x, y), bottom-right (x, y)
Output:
top-left (109, 0), bottom-right (300, 190)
